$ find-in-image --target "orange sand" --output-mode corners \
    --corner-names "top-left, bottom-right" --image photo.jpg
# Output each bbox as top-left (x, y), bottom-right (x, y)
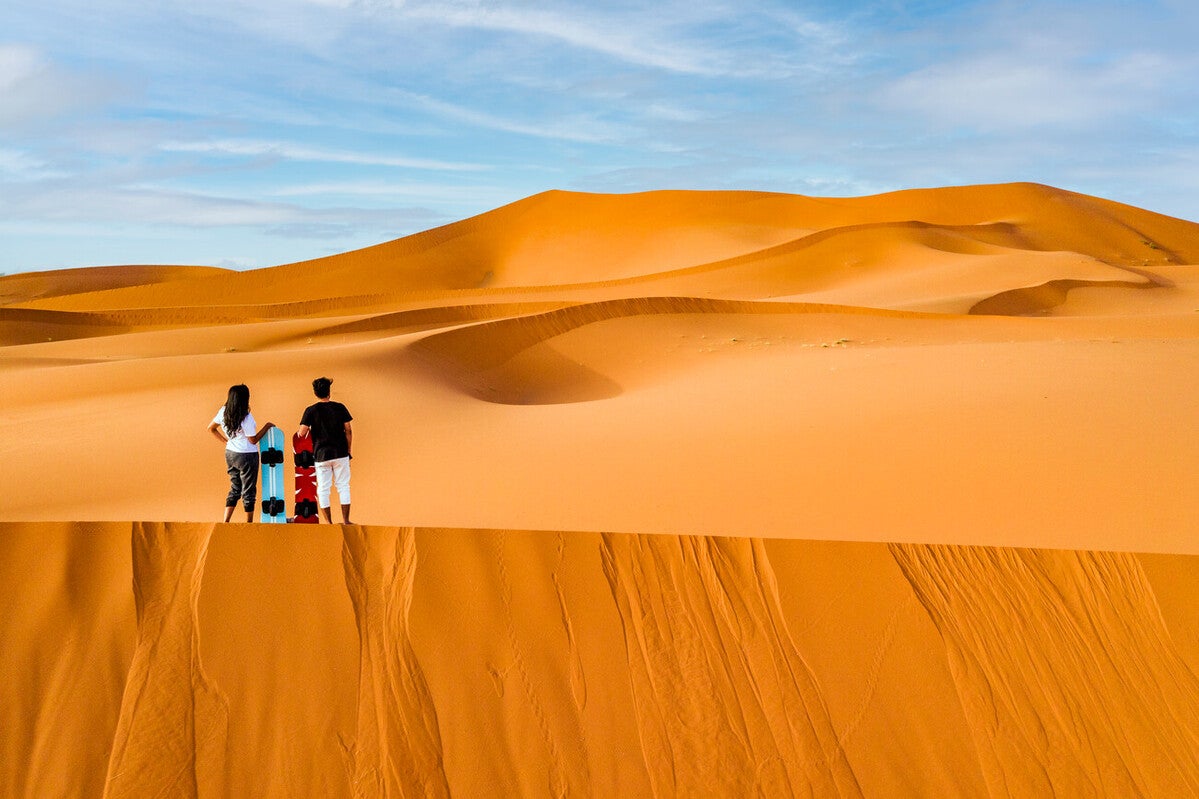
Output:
top-left (2, 184), bottom-right (1199, 795)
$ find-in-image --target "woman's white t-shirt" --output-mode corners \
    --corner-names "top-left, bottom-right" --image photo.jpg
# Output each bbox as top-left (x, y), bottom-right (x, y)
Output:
top-left (213, 406), bottom-right (258, 454)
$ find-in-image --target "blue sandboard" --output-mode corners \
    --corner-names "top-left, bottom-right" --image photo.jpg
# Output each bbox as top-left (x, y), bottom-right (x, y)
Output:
top-left (258, 427), bottom-right (287, 523)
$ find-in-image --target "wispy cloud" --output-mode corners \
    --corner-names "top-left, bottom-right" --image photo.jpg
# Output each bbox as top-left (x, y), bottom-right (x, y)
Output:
top-left (0, 43), bottom-right (40, 90)
top-left (159, 139), bottom-right (487, 171)
top-left (399, 2), bottom-right (727, 77)
top-left (3, 184), bottom-right (302, 226)
top-left (873, 2), bottom-right (1199, 133)
top-left (0, 147), bottom-right (54, 178)
top-left (393, 90), bottom-right (632, 144)
top-left (0, 180), bottom-right (441, 236)
top-left (0, 43), bottom-right (124, 127)
top-left (3, 0), bottom-right (1198, 273)
top-left (416, 0), bottom-right (845, 78)
top-left (270, 180), bottom-right (510, 204)
top-left (884, 49), bottom-right (1173, 130)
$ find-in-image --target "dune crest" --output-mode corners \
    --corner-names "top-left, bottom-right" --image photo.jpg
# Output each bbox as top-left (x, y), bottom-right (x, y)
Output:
top-left (408, 297), bottom-right (922, 404)
top-left (8, 182), bottom-right (1197, 315)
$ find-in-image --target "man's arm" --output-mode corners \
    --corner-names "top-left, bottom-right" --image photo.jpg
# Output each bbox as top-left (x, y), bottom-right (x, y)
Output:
top-left (298, 404), bottom-right (314, 438)
top-left (344, 422), bottom-right (353, 457)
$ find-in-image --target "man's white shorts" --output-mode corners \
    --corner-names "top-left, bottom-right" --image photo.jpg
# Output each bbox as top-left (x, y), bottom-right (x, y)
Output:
top-left (315, 457), bottom-right (351, 507)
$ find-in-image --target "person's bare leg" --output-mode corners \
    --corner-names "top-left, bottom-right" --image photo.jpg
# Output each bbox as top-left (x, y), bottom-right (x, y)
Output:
top-left (223, 506), bottom-right (235, 522)
top-left (320, 506), bottom-right (333, 523)
top-left (340, 504), bottom-right (351, 524)
top-left (245, 509), bottom-right (254, 522)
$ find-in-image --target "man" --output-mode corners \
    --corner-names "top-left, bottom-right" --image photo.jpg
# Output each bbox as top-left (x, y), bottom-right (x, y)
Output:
top-left (297, 376), bottom-right (354, 523)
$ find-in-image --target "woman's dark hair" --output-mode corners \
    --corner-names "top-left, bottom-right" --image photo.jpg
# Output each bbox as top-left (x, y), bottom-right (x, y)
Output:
top-left (223, 384), bottom-right (251, 437)
top-left (313, 376), bottom-right (332, 399)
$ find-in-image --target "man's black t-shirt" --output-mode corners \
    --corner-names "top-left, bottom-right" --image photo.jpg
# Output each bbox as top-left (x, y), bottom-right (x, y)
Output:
top-left (300, 401), bottom-right (353, 462)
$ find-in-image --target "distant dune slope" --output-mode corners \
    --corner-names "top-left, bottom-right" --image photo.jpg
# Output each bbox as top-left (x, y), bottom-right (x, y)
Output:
top-left (6, 183), bottom-right (1196, 315)
top-left (3, 523), bottom-right (1198, 797)
top-left (0, 264), bottom-right (229, 306)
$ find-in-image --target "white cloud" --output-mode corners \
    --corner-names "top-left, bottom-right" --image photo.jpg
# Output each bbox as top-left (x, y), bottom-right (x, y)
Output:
top-left (395, 90), bottom-right (632, 144)
top-left (269, 179), bottom-right (510, 204)
top-left (0, 181), bottom-right (440, 235)
top-left (0, 147), bottom-right (48, 176)
top-left (401, 3), bottom-right (722, 76)
top-left (0, 44), bottom-right (42, 90)
top-left (108, 0), bottom-right (838, 80)
top-left (390, 0), bottom-right (841, 79)
top-left (8, 186), bottom-right (296, 226)
top-left (642, 103), bottom-right (705, 124)
top-left (4, 0), bottom-right (1198, 273)
top-left (0, 43), bottom-right (122, 126)
top-left (884, 49), bottom-right (1172, 130)
top-left (159, 139), bottom-right (487, 171)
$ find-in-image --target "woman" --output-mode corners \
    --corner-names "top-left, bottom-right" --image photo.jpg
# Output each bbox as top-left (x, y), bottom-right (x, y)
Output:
top-left (207, 384), bottom-right (276, 522)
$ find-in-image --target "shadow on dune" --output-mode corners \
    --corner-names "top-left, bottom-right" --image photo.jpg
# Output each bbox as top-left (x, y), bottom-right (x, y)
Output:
top-left (406, 297), bottom-right (920, 405)
top-left (969, 264), bottom-right (1176, 316)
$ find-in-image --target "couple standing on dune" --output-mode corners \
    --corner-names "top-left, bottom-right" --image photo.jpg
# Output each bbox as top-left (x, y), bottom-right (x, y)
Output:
top-left (207, 376), bottom-right (354, 524)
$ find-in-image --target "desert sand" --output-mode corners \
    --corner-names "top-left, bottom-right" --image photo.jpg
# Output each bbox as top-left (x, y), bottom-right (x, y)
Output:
top-left (2, 183), bottom-right (1198, 796)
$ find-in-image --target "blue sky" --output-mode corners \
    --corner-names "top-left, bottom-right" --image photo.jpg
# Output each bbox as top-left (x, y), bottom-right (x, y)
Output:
top-left (2, 0), bottom-right (1197, 273)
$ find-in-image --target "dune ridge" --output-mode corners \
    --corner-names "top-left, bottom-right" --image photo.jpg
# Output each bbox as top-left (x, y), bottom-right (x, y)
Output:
top-left (409, 297), bottom-right (932, 404)
top-left (0, 265), bottom-right (229, 307)
top-left (3, 523), bottom-right (1199, 797)
top-left (8, 183), bottom-right (1196, 315)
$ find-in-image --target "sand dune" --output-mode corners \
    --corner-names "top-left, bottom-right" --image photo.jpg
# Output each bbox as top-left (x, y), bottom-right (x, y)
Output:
top-left (3, 523), bottom-right (1198, 797)
top-left (0, 264), bottom-right (229, 306)
top-left (13, 183), bottom-right (1196, 313)
top-left (3, 183), bottom-right (1199, 795)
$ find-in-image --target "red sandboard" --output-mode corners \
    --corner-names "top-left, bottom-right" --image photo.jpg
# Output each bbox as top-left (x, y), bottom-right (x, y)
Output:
top-left (292, 432), bottom-right (319, 523)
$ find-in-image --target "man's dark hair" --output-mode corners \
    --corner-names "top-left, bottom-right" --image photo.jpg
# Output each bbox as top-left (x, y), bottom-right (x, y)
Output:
top-left (313, 376), bottom-right (333, 399)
